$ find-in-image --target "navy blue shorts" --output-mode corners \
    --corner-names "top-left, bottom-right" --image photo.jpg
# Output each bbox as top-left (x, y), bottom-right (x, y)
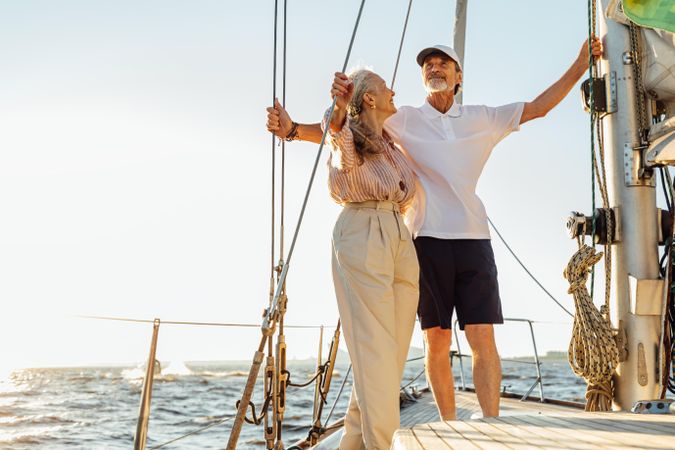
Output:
top-left (413, 237), bottom-right (503, 331)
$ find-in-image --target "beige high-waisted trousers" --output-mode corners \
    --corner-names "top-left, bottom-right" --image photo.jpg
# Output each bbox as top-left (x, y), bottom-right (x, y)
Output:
top-left (331, 201), bottom-right (419, 450)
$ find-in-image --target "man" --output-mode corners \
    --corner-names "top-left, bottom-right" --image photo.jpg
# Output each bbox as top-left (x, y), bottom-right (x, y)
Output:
top-left (267, 38), bottom-right (602, 421)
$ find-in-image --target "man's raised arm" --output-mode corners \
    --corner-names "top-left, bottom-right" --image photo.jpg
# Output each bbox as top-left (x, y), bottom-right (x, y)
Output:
top-left (520, 37), bottom-right (603, 124)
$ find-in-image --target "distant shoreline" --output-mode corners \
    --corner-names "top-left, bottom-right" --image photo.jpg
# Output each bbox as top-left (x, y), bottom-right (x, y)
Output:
top-left (12, 350), bottom-right (570, 371)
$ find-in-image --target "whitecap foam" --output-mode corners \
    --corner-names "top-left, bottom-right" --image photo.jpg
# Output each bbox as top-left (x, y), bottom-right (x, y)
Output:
top-left (161, 361), bottom-right (191, 376)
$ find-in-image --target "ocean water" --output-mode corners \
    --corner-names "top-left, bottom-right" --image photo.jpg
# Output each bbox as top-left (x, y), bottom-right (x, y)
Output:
top-left (0, 359), bottom-right (586, 449)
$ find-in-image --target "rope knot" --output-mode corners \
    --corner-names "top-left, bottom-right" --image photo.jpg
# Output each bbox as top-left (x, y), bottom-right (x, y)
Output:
top-left (567, 281), bottom-right (587, 294)
top-left (565, 243), bottom-right (618, 412)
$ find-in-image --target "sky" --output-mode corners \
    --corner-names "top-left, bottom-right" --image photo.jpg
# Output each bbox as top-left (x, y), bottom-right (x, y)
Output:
top-left (0, 0), bottom-right (669, 370)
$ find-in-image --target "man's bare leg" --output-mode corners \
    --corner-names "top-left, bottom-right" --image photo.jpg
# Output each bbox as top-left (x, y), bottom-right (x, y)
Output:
top-left (423, 326), bottom-right (456, 420)
top-left (464, 324), bottom-right (500, 417)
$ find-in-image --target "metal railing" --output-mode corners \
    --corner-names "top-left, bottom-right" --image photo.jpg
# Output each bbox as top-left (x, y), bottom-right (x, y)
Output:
top-left (81, 314), bottom-right (566, 448)
top-left (452, 317), bottom-right (546, 402)
top-left (77, 315), bottom-right (328, 450)
top-left (133, 318), bottom-right (160, 450)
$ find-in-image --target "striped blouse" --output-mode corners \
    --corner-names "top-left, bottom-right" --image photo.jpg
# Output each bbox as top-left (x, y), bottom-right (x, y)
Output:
top-left (323, 115), bottom-right (417, 213)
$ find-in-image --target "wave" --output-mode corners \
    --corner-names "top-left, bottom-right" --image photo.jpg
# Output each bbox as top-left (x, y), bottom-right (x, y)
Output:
top-left (122, 361), bottom-right (194, 382)
top-left (221, 370), bottom-right (248, 377)
top-left (0, 363), bottom-right (587, 449)
top-left (0, 435), bottom-right (44, 445)
top-left (68, 375), bottom-right (97, 383)
top-left (0, 414), bottom-right (76, 426)
top-left (121, 367), bottom-right (145, 380)
top-left (162, 361), bottom-right (192, 376)
top-left (197, 370), bottom-right (248, 378)
top-left (502, 374), bottom-right (530, 380)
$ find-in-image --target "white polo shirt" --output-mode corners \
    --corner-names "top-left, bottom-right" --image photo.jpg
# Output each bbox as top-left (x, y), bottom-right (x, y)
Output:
top-left (384, 100), bottom-right (524, 239)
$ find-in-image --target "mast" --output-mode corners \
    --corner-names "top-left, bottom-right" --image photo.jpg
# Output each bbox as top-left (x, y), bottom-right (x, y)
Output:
top-left (453, 0), bottom-right (468, 104)
top-left (597, 0), bottom-right (662, 409)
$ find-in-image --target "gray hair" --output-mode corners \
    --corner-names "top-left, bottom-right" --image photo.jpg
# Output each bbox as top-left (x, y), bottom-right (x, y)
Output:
top-left (345, 69), bottom-right (385, 161)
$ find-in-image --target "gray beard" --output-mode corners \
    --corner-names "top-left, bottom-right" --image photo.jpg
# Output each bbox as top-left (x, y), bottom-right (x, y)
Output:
top-left (425, 78), bottom-right (450, 93)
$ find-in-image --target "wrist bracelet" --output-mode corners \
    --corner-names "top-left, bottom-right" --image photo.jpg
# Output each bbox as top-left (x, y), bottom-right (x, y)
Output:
top-left (285, 122), bottom-right (299, 141)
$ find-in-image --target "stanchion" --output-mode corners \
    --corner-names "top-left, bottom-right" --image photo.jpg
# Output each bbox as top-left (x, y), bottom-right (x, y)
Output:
top-left (134, 318), bottom-right (161, 450)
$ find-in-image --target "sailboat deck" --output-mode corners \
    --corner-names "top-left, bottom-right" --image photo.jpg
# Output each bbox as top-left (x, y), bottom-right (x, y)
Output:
top-left (396, 390), bottom-right (675, 449)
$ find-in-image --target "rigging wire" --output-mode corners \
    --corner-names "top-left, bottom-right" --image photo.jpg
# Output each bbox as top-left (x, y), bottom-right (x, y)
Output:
top-left (487, 218), bottom-right (574, 318)
top-left (325, 364), bottom-right (352, 425)
top-left (660, 167), bottom-right (672, 212)
top-left (268, 0), bottom-right (366, 309)
top-left (149, 417), bottom-right (233, 449)
top-left (400, 368), bottom-right (425, 390)
top-left (226, 3), bottom-right (367, 448)
top-left (390, 0), bottom-right (413, 90)
top-left (666, 170), bottom-right (675, 394)
top-left (588, 0), bottom-right (597, 296)
top-left (658, 168), bottom-right (672, 278)
top-left (269, 0), bottom-right (279, 305)
top-left (280, 0), bottom-right (288, 259)
top-left (564, 1), bottom-right (619, 412)
top-left (594, 115), bottom-right (613, 315)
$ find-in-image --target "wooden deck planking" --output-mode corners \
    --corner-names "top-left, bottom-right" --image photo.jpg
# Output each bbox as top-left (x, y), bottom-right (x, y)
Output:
top-left (394, 390), bottom-right (675, 450)
top-left (492, 416), bottom-right (598, 450)
top-left (579, 414), bottom-right (675, 435)
top-left (443, 419), bottom-right (513, 450)
top-left (478, 418), bottom-right (567, 450)
top-left (410, 424), bottom-right (455, 450)
top-left (459, 419), bottom-right (543, 450)
top-left (503, 414), bottom-right (622, 449)
top-left (536, 414), bottom-right (675, 449)
top-left (420, 422), bottom-right (481, 450)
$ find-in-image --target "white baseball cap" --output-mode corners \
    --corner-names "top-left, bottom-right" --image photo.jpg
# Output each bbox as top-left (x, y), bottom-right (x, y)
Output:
top-left (416, 45), bottom-right (462, 71)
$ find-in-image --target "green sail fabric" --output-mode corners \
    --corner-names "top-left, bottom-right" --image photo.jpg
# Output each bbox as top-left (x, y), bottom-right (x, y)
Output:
top-left (623, 0), bottom-right (675, 33)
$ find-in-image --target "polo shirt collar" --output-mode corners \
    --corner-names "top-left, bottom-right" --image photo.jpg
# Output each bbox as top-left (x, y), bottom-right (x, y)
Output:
top-left (420, 99), bottom-right (462, 119)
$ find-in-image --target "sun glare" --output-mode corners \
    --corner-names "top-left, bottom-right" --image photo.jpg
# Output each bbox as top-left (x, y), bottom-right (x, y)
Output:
top-left (0, 366), bottom-right (18, 396)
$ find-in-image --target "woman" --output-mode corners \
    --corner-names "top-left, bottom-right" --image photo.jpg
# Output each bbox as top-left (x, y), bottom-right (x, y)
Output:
top-left (268, 69), bottom-right (419, 450)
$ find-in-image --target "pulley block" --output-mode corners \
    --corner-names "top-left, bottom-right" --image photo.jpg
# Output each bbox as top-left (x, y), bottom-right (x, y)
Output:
top-left (581, 77), bottom-right (609, 113)
top-left (566, 208), bottom-right (617, 245)
top-left (567, 208), bottom-right (672, 246)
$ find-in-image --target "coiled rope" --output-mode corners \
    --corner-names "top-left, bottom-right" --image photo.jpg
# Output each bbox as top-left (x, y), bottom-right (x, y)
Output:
top-left (564, 245), bottom-right (618, 411)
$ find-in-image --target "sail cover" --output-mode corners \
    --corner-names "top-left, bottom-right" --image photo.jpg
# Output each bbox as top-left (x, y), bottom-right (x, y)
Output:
top-left (622, 0), bottom-right (675, 33)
